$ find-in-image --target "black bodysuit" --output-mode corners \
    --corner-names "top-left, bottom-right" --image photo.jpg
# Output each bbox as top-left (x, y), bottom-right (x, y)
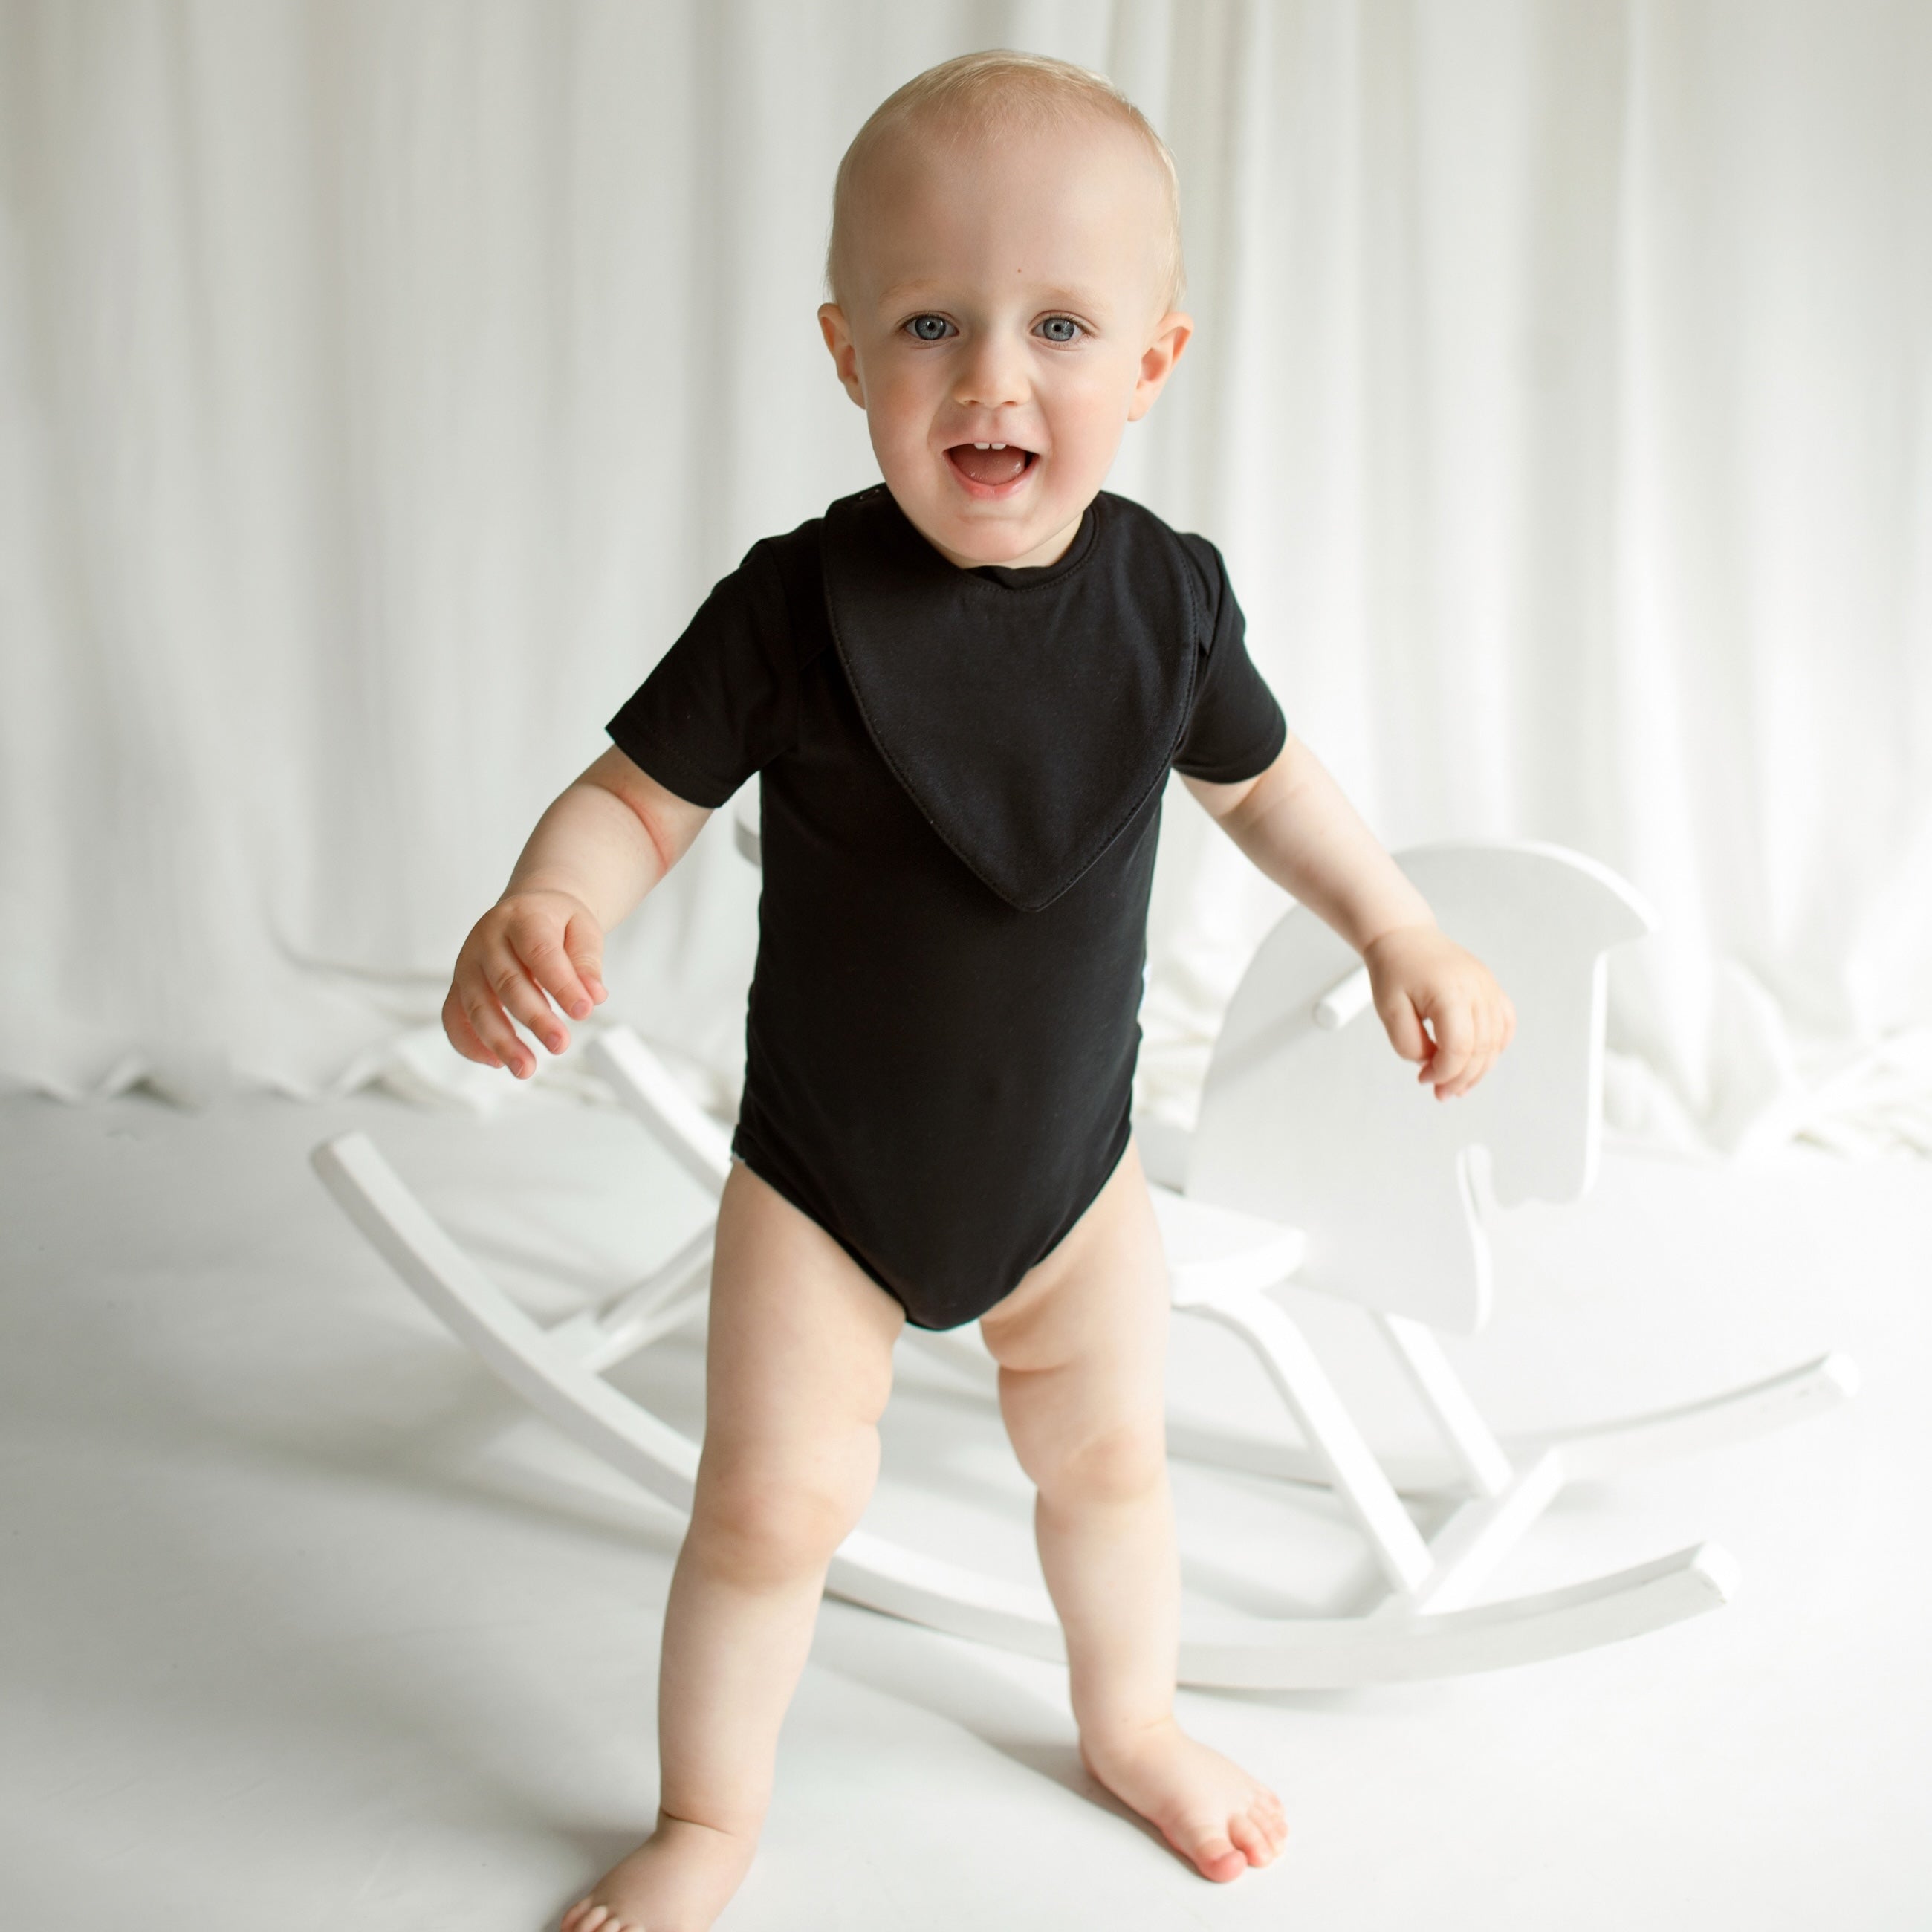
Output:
top-left (608, 487), bottom-right (1286, 1329)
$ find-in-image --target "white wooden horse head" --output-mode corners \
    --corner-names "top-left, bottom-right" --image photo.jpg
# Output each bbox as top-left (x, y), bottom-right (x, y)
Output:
top-left (1186, 842), bottom-right (1656, 1335)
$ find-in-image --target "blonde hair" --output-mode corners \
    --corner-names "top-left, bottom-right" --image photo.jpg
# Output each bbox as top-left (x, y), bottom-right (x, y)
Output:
top-left (826, 50), bottom-right (1185, 312)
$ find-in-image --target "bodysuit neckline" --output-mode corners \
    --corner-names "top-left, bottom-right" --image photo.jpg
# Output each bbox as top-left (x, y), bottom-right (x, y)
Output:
top-left (964, 499), bottom-right (1100, 589)
top-left (819, 486), bottom-right (1201, 913)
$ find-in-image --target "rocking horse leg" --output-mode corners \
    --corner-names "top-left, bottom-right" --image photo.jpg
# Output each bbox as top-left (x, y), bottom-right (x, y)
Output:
top-left (1372, 1310), bottom-right (1514, 1497)
top-left (311, 1132), bottom-right (700, 1511)
top-left (1182, 1288), bottom-right (1436, 1596)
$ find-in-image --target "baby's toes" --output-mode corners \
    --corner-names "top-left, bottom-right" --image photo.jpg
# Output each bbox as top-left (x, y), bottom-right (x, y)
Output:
top-left (1237, 1786), bottom-right (1291, 1864)
top-left (1257, 1791), bottom-right (1289, 1849)
top-left (1184, 1826), bottom-right (1247, 1884)
top-left (1228, 1810), bottom-right (1276, 1868)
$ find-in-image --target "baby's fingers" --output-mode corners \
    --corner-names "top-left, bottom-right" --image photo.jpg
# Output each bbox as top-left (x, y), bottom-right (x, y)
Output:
top-left (484, 949), bottom-right (571, 1063)
top-left (1378, 991), bottom-right (1432, 1066)
top-left (563, 909), bottom-right (608, 1008)
top-left (442, 988), bottom-right (505, 1070)
top-left (1435, 993), bottom-right (1513, 1098)
top-left (1459, 993), bottom-right (1517, 1096)
top-left (448, 970), bottom-right (536, 1078)
top-left (510, 909), bottom-right (600, 1021)
top-left (1422, 999), bottom-right (1476, 1097)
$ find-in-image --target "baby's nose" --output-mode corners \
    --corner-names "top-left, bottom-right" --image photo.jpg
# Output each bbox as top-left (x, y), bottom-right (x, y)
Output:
top-left (951, 329), bottom-right (1030, 409)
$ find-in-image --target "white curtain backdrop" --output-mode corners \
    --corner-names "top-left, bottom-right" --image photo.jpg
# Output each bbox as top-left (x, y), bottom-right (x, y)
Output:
top-left (3, 0), bottom-right (1928, 1158)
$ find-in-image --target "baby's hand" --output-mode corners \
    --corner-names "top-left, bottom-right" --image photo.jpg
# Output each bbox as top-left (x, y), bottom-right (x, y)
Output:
top-left (1361, 923), bottom-right (1516, 1101)
top-left (443, 889), bottom-right (608, 1080)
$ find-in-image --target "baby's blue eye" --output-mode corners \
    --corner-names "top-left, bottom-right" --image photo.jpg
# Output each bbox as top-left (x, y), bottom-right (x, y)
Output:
top-left (1037, 316), bottom-right (1082, 343)
top-left (905, 314), bottom-right (954, 341)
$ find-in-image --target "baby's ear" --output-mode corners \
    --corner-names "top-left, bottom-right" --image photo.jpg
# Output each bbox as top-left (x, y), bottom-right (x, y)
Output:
top-left (817, 304), bottom-right (866, 407)
top-left (1127, 311), bottom-right (1193, 422)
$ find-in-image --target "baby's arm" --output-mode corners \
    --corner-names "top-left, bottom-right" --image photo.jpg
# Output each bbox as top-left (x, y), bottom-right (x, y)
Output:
top-left (443, 748), bottom-right (710, 1079)
top-left (1184, 734), bottom-right (1516, 1099)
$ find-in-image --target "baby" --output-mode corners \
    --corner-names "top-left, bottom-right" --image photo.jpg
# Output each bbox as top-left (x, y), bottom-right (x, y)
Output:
top-left (444, 50), bottom-right (1514, 1932)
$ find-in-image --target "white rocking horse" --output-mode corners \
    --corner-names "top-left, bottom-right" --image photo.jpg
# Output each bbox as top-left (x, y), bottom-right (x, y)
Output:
top-left (312, 801), bottom-right (1855, 1688)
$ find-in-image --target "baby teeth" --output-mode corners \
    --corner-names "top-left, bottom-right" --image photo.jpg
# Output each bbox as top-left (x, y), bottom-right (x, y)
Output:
top-left (969, 441), bottom-right (1009, 450)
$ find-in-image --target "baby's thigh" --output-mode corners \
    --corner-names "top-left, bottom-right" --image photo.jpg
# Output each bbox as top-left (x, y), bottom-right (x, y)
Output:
top-left (701, 1160), bottom-right (904, 1466)
top-left (979, 1142), bottom-right (1171, 1456)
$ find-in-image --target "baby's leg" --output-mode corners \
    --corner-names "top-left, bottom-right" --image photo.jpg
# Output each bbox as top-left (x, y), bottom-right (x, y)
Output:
top-left (563, 1162), bottom-right (904, 1932)
top-left (979, 1143), bottom-right (1287, 1883)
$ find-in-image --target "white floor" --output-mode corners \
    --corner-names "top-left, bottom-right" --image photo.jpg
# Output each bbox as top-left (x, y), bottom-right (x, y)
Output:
top-left (3, 1086), bottom-right (1927, 1931)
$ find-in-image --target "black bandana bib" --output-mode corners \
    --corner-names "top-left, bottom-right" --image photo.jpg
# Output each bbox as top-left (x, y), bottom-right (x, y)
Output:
top-left (820, 487), bottom-right (1202, 912)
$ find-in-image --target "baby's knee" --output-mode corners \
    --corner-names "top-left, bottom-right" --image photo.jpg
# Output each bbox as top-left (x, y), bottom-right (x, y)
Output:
top-left (1027, 1419), bottom-right (1168, 1511)
top-left (691, 1436), bottom-right (879, 1583)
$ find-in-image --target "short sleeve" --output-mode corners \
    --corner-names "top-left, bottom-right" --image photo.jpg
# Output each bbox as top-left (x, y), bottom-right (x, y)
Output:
top-left (1170, 537), bottom-right (1287, 782)
top-left (606, 541), bottom-right (799, 807)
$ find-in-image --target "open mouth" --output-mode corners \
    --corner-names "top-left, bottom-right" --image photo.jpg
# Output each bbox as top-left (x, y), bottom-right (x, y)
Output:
top-left (946, 441), bottom-right (1038, 491)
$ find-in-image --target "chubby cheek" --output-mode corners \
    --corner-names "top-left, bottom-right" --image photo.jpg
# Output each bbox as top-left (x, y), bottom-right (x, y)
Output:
top-left (858, 374), bottom-right (943, 482)
top-left (857, 353), bottom-right (937, 432)
top-left (1040, 368), bottom-right (1133, 477)
top-left (1046, 396), bottom-right (1122, 467)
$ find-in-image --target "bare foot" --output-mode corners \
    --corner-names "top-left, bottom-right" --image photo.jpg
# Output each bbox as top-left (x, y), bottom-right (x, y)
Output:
top-left (1081, 1718), bottom-right (1288, 1883)
top-left (560, 1814), bottom-right (756, 1932)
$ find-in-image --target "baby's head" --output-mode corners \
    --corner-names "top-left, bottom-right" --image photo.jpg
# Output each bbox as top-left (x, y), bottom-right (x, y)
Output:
top-left (819, 51), bottom-right (1192, 569)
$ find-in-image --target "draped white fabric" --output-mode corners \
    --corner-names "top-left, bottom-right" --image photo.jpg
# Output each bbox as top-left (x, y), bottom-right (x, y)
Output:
top-left (3, 0), bottom-right (1928, 1157)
